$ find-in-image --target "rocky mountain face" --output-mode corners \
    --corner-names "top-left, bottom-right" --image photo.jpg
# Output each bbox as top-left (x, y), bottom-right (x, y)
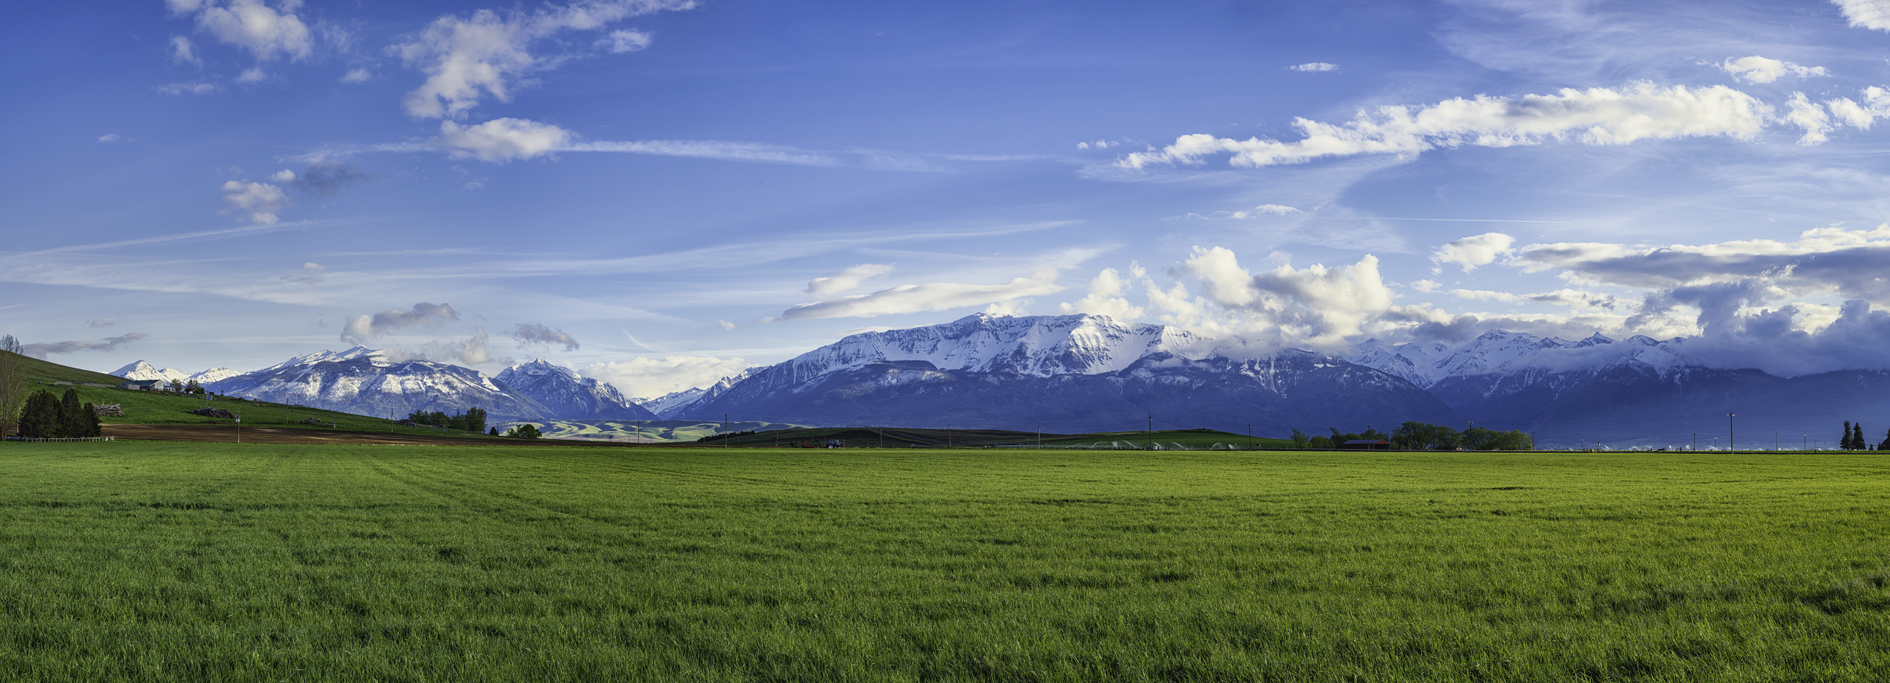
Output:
top-left (205, 347), bottom-right (551, 421)
top-left (669, 314), bottom-right (1458, 433)
top-left (496, 359), bottom-right (655, 420)
top-left (110, 360), bottom-right (187, 383)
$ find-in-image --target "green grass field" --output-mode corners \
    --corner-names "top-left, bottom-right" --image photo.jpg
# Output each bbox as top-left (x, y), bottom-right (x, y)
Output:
top-left (2, 443), bottom-right (1887, 681)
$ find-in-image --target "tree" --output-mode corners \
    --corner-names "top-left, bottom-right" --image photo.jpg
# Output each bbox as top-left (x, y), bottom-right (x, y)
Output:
top-left (1855, 423), bottom-right (1867, 451)
top-left (1881, 428), bottom-right (1890, 451)
top-left (59, 389), bottom-right (87, 438)
top-left (1392, 421), bottom-right (1463, 451)
top-left (1843, 421), bottom-right (1854, 450)
top-left (0, 335), bottom-right (26, 439)
top-left (463, 407), bottom-right (487, 434)
top-left (185, 379), bottom-right (202, 395)
top-left (79, 403), bottom-right (102, 438)
top-left (505, 423), bottom-right (541, 439)
top-left (18, 390), bottom-right (59, 439)
top-left (1290, 429), bottom-right (1311, 449)
top-left (487, 427), bottom-right (499, 437)
top-left (168, 378), bottom-right (183, 393)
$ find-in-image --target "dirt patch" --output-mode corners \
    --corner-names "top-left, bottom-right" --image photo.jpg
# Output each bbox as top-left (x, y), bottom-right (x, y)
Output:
top-left (101, 424), bottom-right (638, 448)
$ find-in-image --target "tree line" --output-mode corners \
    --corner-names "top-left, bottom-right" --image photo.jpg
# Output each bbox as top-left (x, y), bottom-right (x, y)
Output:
top-left (404, 407), bottom-right (488, 433)
top-left (1289, 422), bottom-right (1534, 450)
top-left (1840, 421), bottom-right (1888, 450)
top-left (15, 388), bottom-right (103, 439)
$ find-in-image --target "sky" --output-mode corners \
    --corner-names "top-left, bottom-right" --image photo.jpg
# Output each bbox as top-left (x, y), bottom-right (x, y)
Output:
top-left (7, 0), bottom-right (1890, 398)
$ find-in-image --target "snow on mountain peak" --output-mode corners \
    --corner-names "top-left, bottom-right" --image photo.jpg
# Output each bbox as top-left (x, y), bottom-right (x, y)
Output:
top-left (111, 360), bottom-right (188, 383)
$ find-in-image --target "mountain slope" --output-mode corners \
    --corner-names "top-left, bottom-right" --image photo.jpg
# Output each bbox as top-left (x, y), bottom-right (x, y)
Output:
top-left (496, 360), bottom-right (655, 420)
top-left (206, 347), bottom-right (553, 421)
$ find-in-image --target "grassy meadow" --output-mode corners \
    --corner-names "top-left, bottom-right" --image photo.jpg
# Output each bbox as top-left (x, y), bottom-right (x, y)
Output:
top-left (1, 442), bottom-right (1887, 681)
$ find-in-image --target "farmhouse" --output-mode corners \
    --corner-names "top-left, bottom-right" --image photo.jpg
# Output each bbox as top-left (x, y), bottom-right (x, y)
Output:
top-left (1340, 439), bottom-right (1392, 450)
top-left (120, 379), bottom-right (164, 391)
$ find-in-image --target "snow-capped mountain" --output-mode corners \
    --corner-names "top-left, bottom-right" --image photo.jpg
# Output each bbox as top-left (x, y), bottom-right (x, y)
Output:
top-left (111, 360), bottom-right (188, 383)
top-left (670, 313), bottom-right (1457, 432)
top-left (496, 359), bottom-right (655, 420)
top-left (187, 367), bottom-right (242, 384)
top-left (205, 346), bottom-right (553, 421)
top-left (647, 368), bottom-right (758, 419)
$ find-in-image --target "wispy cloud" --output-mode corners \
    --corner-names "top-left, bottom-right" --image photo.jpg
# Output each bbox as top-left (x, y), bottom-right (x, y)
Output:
top-left (22, 332), bottom-right (147, 359)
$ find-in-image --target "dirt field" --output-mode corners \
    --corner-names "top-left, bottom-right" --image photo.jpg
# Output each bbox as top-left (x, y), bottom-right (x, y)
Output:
top-left (101, 424), bottom-right (639, 447)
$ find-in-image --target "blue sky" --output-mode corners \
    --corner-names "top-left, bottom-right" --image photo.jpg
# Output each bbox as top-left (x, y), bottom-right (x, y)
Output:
top-left (7, 0), bottom-right (1890, 396)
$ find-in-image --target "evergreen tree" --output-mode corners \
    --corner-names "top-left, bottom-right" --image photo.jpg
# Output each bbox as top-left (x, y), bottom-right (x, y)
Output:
top-left (79, 403), bottom-right (102, 438)
top-left (1881, 428), bottom-right (1890, 451)
top-left (59, 389), bottom-right (86, 438)
top-left (0, 335), bottom-right (27, 440)
top-left (1856, 423), bottom-right (1868, 451)
top-left (1843, 421), bottom-right (1855, 450)
top-left (463, 407), bottom-right (487, 434)
top-left (18, 390), bottom-right (59, 439)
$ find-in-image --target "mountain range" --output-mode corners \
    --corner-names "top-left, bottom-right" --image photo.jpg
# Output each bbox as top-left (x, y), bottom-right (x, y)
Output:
top-left (110, 314), bottom-right (1890, 448)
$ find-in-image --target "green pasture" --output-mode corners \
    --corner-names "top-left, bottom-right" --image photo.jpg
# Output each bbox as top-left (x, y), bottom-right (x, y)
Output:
top-left (1, 443), bottom-right (1887, 681)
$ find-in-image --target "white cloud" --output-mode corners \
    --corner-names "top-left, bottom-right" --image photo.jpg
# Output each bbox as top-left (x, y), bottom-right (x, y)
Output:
top-left (582, 355), bottom-right (751, 398)
top-left (167, 0), bottom-right (313, 62)
top-left (1251, 204), bottom-right (1300, 215)
top-left (391, 1), bottom-right (696, 119)
top-left (381, 327), bottom-right (506, 367)
top-left (1410, 279), bottom-right (1441, 293)
top-left (98, 134), bottom-right (121, 143)
top-left (219, 180), bottom-right (288, 224)
top-left (598, 29), bottom-right (652, 53)
top-left (156, 82), bottom-right (219, 96)
top-left (270, 169), bottom-right (296, 182)
top-left (1057, 267), bottom-right (1145, 320)
top-left (1432, 232), bottom-right (1515, 272)
top-left (1785, 92), bottom-right (1833, 144)
top-left (779, 277), bottom-right (1064, 320)
top-left (170, 35), bottom-right (199, 64)
top-left (1288, 62), bottom-right (1337, 72)
top-left (1181, 246), bottom-right (1397, 349)
top-left (280, 262), bottom-right (325, 285)
top-left (1832, 0), bottom-right (1890, 31)
top-left (718, 320), bottom-right (736, 331)
top-left (1120, 83), bottom-right (1771, 169)
top-left (1717, 56), bottom-right (1827, 84)
top-left (236, 67), bottom-right (267, 83)
top-left (432, 118), bottom-right (574, 162)
top-left (804, 263), bottom-right (895, 297)
top-left (340, 302), bottom-right (459, 343)
top-left (1076, 140), bottom-right (1117, 150)
top-left (341, 68), bottom-right (372, 84)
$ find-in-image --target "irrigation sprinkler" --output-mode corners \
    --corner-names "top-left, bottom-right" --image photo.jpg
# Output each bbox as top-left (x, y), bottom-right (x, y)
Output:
top-left (1147, 414), bottom-right (1153, 437)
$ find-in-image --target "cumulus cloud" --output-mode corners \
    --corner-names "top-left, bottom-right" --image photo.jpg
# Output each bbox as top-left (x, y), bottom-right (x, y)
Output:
top-left (1832, 0), bottom-right (1890, 31)
top-left (718, 320), bottom-right (736, 331)
top-left (169, 35), bottom-right (199, 64)
top-left (341, 68), bottom-right (372, 84)
top-left (581, 355), bottom-right (751, 399)
top-left (804, 263), bottom-right (895, 297)
top-left (1177, 246), bottom-right (1398, 349)
top-left (21, 333), bottom-right (148, 359)
top-left (165, 0), bottom-right (313, 62)
top-left (779, 277), bottom-right (1064, 321)
top-left (1717, 56), bottom-right (1827, 84)
top-left (156, 82), bottom-right (219, 96)
top-left (281, 262), bottom-right (325, 284)
top-left (219, 180), bottom-right (289, 224)
top-left (1432, 232), bottom-right (1515, 272)
top-left (382, 326), bottom-right (506, 366)
top-left (511, 322), bottom-right (579, 351)
top-left (340, 302), bottom-right (459, 343)
top-left (236, 67), bottom-right (268, 83)
top-left (1515, 224), bottom-right (1890, 300)
top-left (432, 118), bottom-right (573, 162)
top-left (1786, 92), bottom-right (1834, 144)
top-left (391, 0), bottom-right (696, 119)
top-left (1410, 279), bottom-right (1441, 293)
top-left (1289, 62), bottom-right (1338, 72)
top-left (1120, 83), bottom-right (1771, 169)
top-left (1058, 266), bottom-right (1146, 320)
top-left (1076, 140), bottom-right (1118, 150)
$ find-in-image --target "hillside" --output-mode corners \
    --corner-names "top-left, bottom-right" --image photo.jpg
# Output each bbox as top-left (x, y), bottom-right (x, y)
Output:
top-left (4, 351), bottom-right (499, 440)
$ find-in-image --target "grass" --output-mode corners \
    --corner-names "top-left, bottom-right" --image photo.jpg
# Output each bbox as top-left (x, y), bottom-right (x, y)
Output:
top-left (1, 443), bottom-right (1887, 681)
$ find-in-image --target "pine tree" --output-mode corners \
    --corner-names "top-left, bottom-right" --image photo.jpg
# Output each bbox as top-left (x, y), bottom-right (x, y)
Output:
top-left (1843, 421), bottom-right (1855, 450)
top-left (18, 390), bottom-right (58, 439)
top-left (59, 389), bottom-right (86, 438)
top-left (79, 403), bottom-right (102, 438)
top-left (1856, 423), bottom-right (1868, 451)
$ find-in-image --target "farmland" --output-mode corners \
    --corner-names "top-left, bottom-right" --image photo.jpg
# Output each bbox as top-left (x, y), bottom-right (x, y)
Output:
top-left (1, 443), bottom-right (1887, 681)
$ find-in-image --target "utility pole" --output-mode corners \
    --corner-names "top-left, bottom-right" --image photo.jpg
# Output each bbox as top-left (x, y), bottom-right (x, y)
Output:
top-left (1728, 412), bottom-right (1735, 452)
